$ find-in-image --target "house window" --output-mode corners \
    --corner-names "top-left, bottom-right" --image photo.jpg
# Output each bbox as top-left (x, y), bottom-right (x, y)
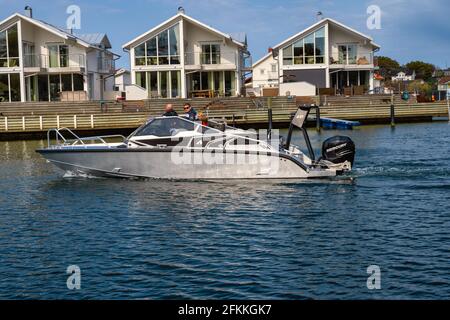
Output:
top-left (47, 44), bottom-right (69, 68)
top-left (0, 73), bottom-right (21, 102)
top-left (0, 24), bottom-right (20, 68)
top-left (271, 64), bottom-right (277, 72)
top-left (282, 27), bottom-right (325, 65)
top-left (338, 44), bottom-right (358, 64)
top-left (134, 23), bottom-right (180, 66)
top-left (260, 69), bottom-right (265, 75)
top-left (201, 44), bottom-right (221, 64)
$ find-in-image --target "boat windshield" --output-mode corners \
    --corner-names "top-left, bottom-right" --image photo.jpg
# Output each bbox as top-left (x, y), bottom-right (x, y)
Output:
top-left (133, 117), bottom-right (197, 137)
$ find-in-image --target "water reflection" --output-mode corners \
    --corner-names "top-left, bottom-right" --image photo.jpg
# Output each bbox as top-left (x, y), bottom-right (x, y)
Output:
top-left (0, 122), bottom-right (449, 299)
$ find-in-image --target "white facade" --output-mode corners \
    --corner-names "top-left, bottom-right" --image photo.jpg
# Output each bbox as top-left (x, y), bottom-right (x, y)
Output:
top-left (392, 71), bottom-right (415, 82)
top-left (0, 13), bottom-right (117, 102)
top-left (123, 12), bottom-right (250, 99)
top-left (252, 18), bottom-right (380, 96)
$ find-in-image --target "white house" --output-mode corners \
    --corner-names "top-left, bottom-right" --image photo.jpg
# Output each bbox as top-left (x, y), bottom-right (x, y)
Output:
top-left (252, 18), bottom-right (380, 96)
top-left (113, 68), bottom-right (131, 92)
top-left (122, 9), bottom-right (250, 99)
top-left (0, 11), bottom-right (118, 103)
top-left (392, 71), bottom-right (415, 82)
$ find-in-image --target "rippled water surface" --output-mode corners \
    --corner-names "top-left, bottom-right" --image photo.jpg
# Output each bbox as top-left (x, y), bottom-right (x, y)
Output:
top-left (0, 122), bottom-right (449, 299)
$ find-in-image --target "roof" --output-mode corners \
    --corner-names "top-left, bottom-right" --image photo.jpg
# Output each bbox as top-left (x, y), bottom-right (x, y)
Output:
top-left (252, 52), bottom-right (274, 68)
top-left (76, 33), bottom-right (112, 49)
top-left (122, 13), bottom-right (246, 50)
top-left (438, 76), bottom-right (450, 85)
top-left (272, 18), bottom-right (380, 51)
top-left (0, 13), bottom-right (112, 50)
top-left (115, 68), bottom-right (130, 76)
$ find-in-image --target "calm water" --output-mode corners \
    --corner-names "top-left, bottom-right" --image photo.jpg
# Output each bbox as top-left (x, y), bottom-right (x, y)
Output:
top-left (0, 122), bottom-right (449, 300)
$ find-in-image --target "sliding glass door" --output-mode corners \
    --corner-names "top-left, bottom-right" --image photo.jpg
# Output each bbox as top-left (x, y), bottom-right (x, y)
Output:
top-left (188, 71), bottom-right (236, 97)
top-left (135, 70), bottom-right (181, 98)
top-left (0, 73), bottom-right (21, 102)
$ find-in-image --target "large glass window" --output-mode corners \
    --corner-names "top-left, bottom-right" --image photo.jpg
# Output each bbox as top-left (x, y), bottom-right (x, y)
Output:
top-left (49, 74), bottom-right (61, 101)
top-left (171, 71), bottom-right (181, 98)
top-left (136, 71), bottom-right (146, 89)
top-left (224, 71), bottom-right (235, 96)
top-left (61, 74), bottom-right (73, 91)
top-left (189, 71), bottom-right (234, 96)
top-left (134, 43), bottom-right (146, 66)
top-left (282, 46), bottom-right (293, 65)
top-left (38, 75), bottom-right (49, 101)
top-left (135, 70), bottom-right (181, 98)
top-left (169, 24), bottom-right (180, 64)
top-left (158, 30), bottom-right (169, 65)
top-left (149, 71), bottom-right (158, 97)
top-left (293, 40), bottom-right (304, 65)
top-left (201, 44), bottom-right (221, 64)
top-left (315, 28), bottom-right (325, 64)
top-left (0, 73), bottom-right (21, 102)
top-left (133, 23), bottom-right (181, 66)
top-left (159, 71), bottom-right (169, 98)
top-left (0, 24), bottom-right (20, 68)
top-left (146, 37), bottom-right (157, 65)
top-left (73, 74), bottom-right (84, 91)
top-left (9, 73), bottom-right (21, 101)
top-left (0, 73), bottom-right (9, 102)
top-left (282, 27), bottom-right (325, 65)
top-left (0, 31), bottom-right (7, 67)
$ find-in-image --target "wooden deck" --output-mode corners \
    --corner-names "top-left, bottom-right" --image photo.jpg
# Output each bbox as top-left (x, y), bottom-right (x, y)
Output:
top-left (0, 97), bottom-right (448, 138)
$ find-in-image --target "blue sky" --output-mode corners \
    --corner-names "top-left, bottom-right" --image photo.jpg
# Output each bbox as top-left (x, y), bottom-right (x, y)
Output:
top-left (1, 0), bottom-right (449, 69)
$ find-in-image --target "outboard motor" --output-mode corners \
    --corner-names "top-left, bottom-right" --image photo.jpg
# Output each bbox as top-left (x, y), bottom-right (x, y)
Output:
top-left (322, 136), bottom-right (355, 168)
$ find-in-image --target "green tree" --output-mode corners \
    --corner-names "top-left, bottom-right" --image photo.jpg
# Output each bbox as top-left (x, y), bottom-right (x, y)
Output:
top-left (376, 56), bottom-right (401, 79)
top-left (405, 61), bottom-right (435, 80)
top-left (407, 80), bottom-right (432, 95)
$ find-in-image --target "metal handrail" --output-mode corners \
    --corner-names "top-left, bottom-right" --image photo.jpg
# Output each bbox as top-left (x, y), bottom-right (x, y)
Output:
top-left (47, 127), bottom-right (126, 149)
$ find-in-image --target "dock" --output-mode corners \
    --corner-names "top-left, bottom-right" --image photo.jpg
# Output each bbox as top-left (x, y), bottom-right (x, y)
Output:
top-left (0, 96), bottom-right (448, 139)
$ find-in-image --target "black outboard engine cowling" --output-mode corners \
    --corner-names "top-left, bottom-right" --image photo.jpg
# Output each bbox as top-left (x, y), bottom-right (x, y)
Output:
top-left (322, 136), bottom-right (355, 167)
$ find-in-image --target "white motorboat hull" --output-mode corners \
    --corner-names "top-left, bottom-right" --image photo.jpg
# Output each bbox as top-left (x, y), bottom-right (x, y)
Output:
top-left (37, 148), bottom-right (339, 180)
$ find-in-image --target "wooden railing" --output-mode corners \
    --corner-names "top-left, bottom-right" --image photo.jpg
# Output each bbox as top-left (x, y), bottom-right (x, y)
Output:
top-left (0, 103), bottom-right (447, 134)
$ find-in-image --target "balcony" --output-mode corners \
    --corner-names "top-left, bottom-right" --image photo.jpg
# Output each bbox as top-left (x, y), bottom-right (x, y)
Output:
top-left (330, 51), bottom-right (374, 68)
top-left (185, 51), bottom-right (237, 70)
top-left (97, 57), bottom-right (115, 74)
top-left (23, 54), bottom-right (86, 73)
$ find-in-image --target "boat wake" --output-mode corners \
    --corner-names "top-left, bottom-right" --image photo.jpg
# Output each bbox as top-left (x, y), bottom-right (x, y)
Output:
top-left (63, 170), bottom-right (104, 179)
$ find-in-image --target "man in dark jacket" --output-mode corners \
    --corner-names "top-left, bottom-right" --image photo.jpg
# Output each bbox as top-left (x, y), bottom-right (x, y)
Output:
top-left (183, 103), bottom-right (197, 120)
top-left (162, 104), bottom-right (178, 117)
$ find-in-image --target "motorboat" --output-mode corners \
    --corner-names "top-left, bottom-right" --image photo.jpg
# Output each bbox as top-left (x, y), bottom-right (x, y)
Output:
top-left (36, 106), bottom-right (356, 180)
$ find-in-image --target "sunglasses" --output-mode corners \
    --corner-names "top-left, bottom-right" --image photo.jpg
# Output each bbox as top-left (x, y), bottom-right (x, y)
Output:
top-left (183, 106), bottom-right (190, 110)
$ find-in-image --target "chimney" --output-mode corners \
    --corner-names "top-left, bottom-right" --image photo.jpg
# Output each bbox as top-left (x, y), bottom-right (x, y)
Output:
top-left (178, 7), bottom-right (185, 14)
top-left (268, 47), bottom-right (273, 53)
top-left (24, 6), bottom-right (33, 18)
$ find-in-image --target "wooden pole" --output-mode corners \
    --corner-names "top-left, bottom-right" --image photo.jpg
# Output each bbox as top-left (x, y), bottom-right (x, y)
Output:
top-left (390, 91), bottom-right (396, 127)
top-left (316, 106), bottom-right (321, 132)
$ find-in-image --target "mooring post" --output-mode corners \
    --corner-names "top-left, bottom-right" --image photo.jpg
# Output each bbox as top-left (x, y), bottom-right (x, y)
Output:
top-left (390, 92), bottom-right (396, 126)
top-left (268, 97), bottom-right (273, 140)
top-left (315, 105), bottom-right (321, 132)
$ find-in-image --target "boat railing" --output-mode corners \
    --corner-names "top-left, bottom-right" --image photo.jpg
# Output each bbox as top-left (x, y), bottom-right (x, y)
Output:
top-left (47, 128), bottom-right (127, 148)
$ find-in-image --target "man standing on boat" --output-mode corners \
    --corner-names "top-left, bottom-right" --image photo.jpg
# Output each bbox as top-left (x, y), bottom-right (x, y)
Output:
top-left (183, 103), bottom-right (197, 120)
top-left (162, 104), bottom-right (178, 117)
